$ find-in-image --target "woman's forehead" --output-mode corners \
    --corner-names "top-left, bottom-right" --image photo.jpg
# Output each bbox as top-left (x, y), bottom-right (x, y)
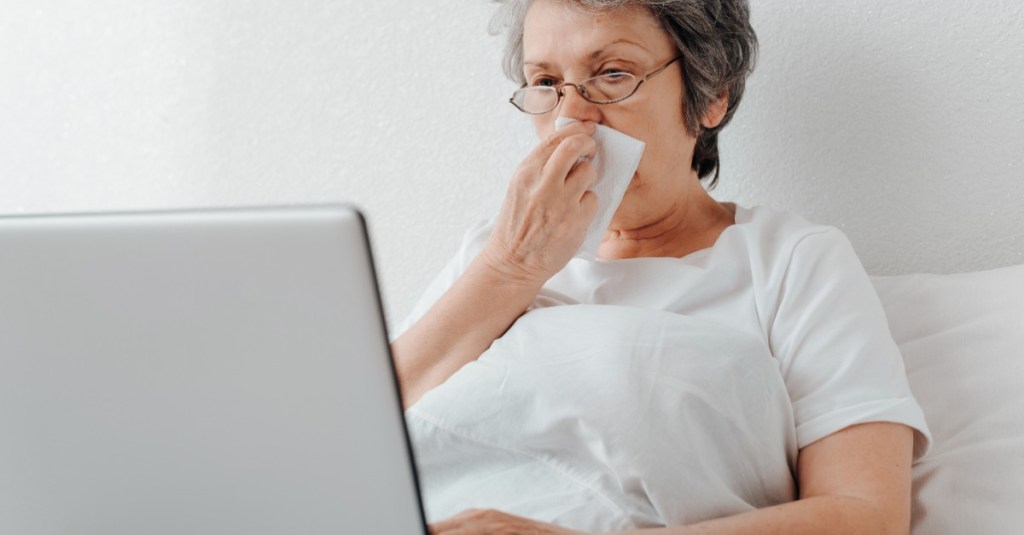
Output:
top-left (522, 0), bottom-right (673, 65)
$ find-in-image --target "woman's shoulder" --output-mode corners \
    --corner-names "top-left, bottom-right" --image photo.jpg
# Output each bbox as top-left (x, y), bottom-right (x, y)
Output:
top-left (727, 204), bottom-right (863, 281)
top-left (733, 204), bottom-right (836, 240)
top-left (732, 204), bottom-right (850, 251)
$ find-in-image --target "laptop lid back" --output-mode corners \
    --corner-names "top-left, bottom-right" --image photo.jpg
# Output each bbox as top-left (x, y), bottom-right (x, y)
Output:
top-left (0, 205), bottom-right (426, 534)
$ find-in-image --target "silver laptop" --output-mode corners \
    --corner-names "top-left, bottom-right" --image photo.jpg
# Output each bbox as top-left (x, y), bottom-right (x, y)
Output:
top-left (0, 205), bottom-right (428, 534)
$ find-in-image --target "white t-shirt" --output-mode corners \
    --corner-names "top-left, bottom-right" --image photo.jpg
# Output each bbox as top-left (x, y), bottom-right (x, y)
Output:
top-left (396, 205), bottom-right (932, 530)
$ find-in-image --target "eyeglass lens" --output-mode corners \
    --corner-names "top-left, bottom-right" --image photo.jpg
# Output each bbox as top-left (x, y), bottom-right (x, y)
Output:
top-left (512, 72), bottom-right (639, 114)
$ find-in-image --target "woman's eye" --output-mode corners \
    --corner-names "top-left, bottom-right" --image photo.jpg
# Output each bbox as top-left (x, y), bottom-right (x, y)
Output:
top-left (600, 71), bottom-right (633, 83)
top-left (531, 77), bottom-right (558, 87)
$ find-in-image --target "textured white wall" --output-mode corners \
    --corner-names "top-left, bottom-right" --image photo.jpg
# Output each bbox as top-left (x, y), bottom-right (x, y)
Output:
top-left (2, 1), bottom-right (1021, 328)
top-left (716, 0), bottom-right (1024, 276)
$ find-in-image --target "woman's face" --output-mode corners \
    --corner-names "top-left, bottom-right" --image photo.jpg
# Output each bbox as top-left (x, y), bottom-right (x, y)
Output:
top-left (522, 0), bottom-right (699, 220)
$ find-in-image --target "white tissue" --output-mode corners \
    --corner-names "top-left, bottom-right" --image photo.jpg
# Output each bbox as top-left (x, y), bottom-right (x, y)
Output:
top-left (555, 117), bottom-right (645, 260)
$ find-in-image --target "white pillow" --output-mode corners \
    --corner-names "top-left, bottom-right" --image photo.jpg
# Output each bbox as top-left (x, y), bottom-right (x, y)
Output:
top-left (871, 264), bottom-right (1024, 534)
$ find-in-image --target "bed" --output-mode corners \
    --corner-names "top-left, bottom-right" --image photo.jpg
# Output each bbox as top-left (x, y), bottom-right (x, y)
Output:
top-left (871, 264), bottom-right (1024, 533)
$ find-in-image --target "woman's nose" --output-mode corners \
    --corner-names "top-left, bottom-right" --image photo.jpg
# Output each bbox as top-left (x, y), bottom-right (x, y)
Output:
top-left (556, 84), bottom-right (602, 124)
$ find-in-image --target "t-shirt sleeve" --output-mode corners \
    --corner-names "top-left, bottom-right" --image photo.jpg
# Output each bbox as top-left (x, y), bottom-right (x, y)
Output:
top-left (768, 228), bottom-right (932, 460)
top-left (388, 218), bottom-right (494, 342)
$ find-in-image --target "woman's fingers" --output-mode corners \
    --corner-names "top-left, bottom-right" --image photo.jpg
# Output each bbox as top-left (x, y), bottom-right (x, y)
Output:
top-left (429, 508), bottom-right (579, 535)
top-left (579, 189), bottom-right (599, 220)
top-left (479, 120), bottom-right (601, 285)
top-left (428, 508), bottom-right (484, 534)
top-left (564, 159), bottom-right (598, 201)
top-left (541, 133), bottom-right (596, 194)
top-left (428, 508), bottom-right (480, 533)
top-left (520, 121), bottom-right (596, 184)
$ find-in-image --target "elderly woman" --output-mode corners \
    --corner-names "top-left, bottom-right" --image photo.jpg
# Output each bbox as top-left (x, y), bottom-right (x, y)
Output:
top-left (391, 0), bottom-right (931, 533)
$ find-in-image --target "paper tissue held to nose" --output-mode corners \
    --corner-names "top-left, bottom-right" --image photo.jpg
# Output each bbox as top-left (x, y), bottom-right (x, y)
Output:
top-left (554, 117), bottom-right (645, 260)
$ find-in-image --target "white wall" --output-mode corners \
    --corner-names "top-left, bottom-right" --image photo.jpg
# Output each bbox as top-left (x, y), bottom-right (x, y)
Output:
top-left (717, 0), bottom-right (1024, 276)
top-left (2, 1), bottom-right (1021, 328)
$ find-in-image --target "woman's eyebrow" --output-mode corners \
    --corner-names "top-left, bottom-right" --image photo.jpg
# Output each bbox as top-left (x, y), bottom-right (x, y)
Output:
top-left (588, 38), bottom-right (648, 58)
top-left (524, 39), bottom-right (648, 69)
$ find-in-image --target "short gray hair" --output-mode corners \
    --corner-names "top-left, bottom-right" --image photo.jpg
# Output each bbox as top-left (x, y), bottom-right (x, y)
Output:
top-left (489, 0), bottom-right (758, 188)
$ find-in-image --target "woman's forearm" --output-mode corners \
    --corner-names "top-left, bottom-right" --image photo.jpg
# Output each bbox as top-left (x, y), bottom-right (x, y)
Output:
top-left (615, 495), bottom-right (898, 535)
top-left (390, 256), bottom-right (543, 409)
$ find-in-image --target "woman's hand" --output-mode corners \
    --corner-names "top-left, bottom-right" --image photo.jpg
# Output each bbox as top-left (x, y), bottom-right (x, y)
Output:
top-left (480, 120), bottom-right (600, 287)
top-left (390, 123), bottom-right (598, 407)
top-left (430, 508), bottom-right (583, 535)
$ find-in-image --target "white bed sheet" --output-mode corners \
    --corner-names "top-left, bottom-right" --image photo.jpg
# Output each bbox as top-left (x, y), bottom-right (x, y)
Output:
top-left (406, 304), bottom-right (797, 531)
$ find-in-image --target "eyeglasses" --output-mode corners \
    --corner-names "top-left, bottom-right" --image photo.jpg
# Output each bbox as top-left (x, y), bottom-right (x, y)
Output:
top-left (509, 56), bottom-right (682, 115)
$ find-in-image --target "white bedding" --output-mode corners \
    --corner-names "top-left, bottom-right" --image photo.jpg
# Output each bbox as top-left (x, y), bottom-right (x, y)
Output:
top-left (406, 304), bottom-right (798, 531)
top-left (873, 265), bottom-right (1024, 534)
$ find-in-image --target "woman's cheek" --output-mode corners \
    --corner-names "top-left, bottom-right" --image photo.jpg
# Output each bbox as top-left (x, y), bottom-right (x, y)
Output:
top-left (532, 115), bottom-right (555, 138)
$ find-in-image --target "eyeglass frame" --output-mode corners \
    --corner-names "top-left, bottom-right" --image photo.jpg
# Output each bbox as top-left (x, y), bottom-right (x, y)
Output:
top-left (509, 55), bottom-right (684, 115)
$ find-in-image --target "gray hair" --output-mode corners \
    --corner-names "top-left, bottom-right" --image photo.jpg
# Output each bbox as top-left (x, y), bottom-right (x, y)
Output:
top-left (489, 0), bottom-right (758, 188)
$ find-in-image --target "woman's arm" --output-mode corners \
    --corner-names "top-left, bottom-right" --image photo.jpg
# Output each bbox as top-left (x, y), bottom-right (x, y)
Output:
top-left (390, 255), bottom-right (543, 409)
top-left (429, 422), bottom-right (915, 535)
top-left (624, 422), bottom-right (915, 535)
top-left (392, 120), bottom-right (599, 409)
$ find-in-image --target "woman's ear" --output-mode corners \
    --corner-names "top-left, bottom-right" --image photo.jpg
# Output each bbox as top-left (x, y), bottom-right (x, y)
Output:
top-left (700, 90), bottom-right (729, 129)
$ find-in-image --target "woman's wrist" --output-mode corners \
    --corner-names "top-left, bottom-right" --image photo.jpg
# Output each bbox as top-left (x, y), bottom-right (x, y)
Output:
top-left (474, 244), bottom-right (555, 294)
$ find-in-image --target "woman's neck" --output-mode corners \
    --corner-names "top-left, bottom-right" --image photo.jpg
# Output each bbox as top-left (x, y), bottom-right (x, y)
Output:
top-left (598, 185), bottom-right (735, 260)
